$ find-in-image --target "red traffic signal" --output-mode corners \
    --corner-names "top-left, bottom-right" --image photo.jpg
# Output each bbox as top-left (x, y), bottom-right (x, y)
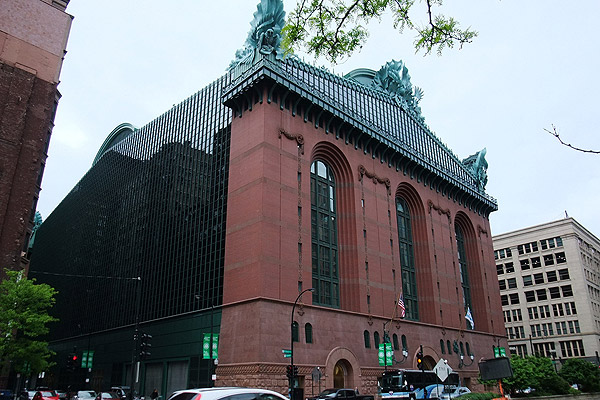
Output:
top-left (72, 355), bottom-right (78, 361)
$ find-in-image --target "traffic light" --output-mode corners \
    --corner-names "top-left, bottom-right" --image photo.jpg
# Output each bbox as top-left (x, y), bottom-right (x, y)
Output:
top-left (286, 365), bottom-right (293, 380)
top-left (293, 365), bottom-right (298, 377)
top-left (66, 353), bottom-right (77, 371)
top-left (139, 333), bottom-right (152, 360)
top-left (416, 345), bottom-right (424, 371)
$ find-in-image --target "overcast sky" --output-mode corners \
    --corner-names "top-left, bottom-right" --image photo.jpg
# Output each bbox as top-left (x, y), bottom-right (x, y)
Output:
top-left (38, 0), bottom-right (600, 238)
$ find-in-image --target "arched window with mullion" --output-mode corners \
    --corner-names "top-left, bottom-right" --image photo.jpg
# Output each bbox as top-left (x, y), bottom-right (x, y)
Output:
top-left (311, 160), bottom-right (340, 308)
top-left (455, 224), bottom-right (473, 328)
top-left (396, 197), bottom-right (419, 320)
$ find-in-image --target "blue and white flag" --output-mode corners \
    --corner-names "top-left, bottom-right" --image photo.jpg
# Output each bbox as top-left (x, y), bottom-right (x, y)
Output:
top-left (465, 307), bottom-right (474, 329)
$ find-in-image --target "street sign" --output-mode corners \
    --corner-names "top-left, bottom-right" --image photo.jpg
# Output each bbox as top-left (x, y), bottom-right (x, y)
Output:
top-left (311, 367), bottom-right (322, 381)
top-left (282, 349), bottom-right (292, 358)
top-left (81, 350), bottom-right (94, 369)
top-left (385, 343), bottom-right (393, 366)
top-left (433, 358), bottom-right (452, 382)
top-left (493, 346), bottom-right (506, 358)
top-left (203, 333), bottom-right (219, 359)
top-left (378, 343), bottom-right (393, 366)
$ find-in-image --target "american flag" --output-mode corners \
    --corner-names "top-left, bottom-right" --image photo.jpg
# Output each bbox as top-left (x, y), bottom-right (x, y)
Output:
top-left (398, 293), bottom-right (406, 318)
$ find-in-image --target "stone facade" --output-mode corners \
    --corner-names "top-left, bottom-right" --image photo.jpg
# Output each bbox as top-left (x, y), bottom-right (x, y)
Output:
top-left (216, 79), bottom-right (505, 393)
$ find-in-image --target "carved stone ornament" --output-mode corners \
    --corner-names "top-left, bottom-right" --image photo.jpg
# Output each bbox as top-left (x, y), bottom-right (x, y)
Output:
top-left (427, 200), bottom-right (451, 220)
top-left (372, 60), bottom-right (424, 122)
top-left (229, 0), bottom-right (286, 70)
top-left (279, 129), bottom-right (304, 154)
top-left (462, 148), bottom-right (489, 191)
top-left (477, 225), bottom-right (488, 237)
top-left (358, 165), bottom-right (391, 193)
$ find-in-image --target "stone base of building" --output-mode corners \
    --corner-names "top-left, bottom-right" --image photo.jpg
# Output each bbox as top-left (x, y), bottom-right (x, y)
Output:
top-left (215, 363), bottom-right (380, 397)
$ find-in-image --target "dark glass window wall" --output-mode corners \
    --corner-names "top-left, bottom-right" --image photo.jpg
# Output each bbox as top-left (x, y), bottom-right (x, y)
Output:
top-left (30, 74), bottom-right (232, 339)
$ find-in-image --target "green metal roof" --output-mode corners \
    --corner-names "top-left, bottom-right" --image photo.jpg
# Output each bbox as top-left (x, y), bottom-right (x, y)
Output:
top-left (223, 55), bottom-right (497, 217)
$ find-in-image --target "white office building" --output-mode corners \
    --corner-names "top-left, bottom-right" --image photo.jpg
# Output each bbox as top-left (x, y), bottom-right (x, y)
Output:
top-left (493, 218), bottom-right (600, 365)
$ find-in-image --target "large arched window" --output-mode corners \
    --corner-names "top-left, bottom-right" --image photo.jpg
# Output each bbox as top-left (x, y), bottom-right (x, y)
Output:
top-left (396, 197), bottom-right (418, 320)
top-left (455, 224), bottom-right (473, 329)
top-left (311, 160), bottom-right (340, 307)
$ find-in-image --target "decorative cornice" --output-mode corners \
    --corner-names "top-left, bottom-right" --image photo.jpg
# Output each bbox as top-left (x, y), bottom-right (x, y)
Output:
top-left (428, 200), bottom-right (451, 220)
top-left (358, 165), bottom-right (391, 194)
top-left (279, 129), bottom-right (304, 154)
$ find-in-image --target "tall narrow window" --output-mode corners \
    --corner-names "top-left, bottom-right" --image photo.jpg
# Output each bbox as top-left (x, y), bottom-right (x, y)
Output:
top-left (292, 321), bottom-right (299, 342)
top-left (396, 197), bottom-right (419, 320)
top-left (455, 224), bottom-right (473, 329)
top-left (305, 323), bottom-right (313, 344)
top-left (311, 161), bottom-right (340, 307)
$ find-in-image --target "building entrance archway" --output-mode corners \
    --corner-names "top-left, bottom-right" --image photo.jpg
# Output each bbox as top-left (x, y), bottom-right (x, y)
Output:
top-left (333, 360), bottom-right (352, 388)
top-left (423, 355), bottom-right (436, 370)
top-left (324, 347), bottom-right (359, 390)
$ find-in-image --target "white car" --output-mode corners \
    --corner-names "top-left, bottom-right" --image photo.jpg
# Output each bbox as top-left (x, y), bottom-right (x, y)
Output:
top-left (438, 386), bottom-right (470, 399)
top-left (167, 388), bottom-right (289, 400)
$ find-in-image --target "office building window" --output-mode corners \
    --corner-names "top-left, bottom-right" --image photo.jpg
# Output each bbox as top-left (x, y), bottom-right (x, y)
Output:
top-left (561, 285), bottom-right (573, 297)
top-left (558, 269), bottom-right (570, 280)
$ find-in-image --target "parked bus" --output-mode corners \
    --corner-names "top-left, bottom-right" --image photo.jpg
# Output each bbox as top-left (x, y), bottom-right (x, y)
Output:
top-left (378, 370), bottom-right (459, 399)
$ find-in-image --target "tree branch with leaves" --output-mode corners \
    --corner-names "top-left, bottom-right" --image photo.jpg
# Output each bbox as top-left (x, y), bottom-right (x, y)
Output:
top-left (0, 269), bottom-right (58, 374)
top-left (282, 0), bottom-right (478, 63)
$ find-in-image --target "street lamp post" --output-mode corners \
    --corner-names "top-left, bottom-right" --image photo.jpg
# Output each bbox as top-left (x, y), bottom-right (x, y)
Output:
top-left (290, 288), bottom-right (314, 400)
top-left (195, 295), bottom-right (216, 387)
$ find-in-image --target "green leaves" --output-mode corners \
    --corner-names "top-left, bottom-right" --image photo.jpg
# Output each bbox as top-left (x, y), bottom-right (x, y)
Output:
top-left (0, 269), bottom-right (58, 374)
top-left (559, 358), bottom-right (600, 392)
top-left (502, 355), bottom-right (571, 396)
top-left (283, 0), bottom-right (477, 63)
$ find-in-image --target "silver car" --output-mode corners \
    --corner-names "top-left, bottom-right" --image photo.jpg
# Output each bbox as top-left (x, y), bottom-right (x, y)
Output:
top-left (167, 388), bottom-right (288, 400)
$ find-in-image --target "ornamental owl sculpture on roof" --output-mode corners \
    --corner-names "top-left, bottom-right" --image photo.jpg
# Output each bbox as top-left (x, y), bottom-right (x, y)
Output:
top-left (462, 148), bottom-right (489, 191)
top-left (229, 0), bottom-right (286, 70)
top-left (372, 60), bottom-right (425, 123)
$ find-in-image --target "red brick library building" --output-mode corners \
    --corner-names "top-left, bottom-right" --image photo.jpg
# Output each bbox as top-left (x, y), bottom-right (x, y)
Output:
top-left (30, 0), bottom-right (505, 396)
